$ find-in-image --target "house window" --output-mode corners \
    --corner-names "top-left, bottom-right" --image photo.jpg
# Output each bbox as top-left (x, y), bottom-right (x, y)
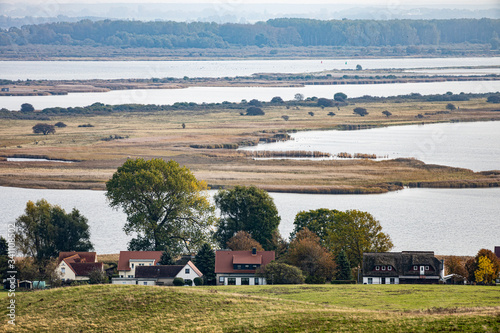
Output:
top-left (131, 263), bottom-right (134, 268)
top-left (425, 266), bottom-right (430, 271)
top-left (143, 282), bottom-right (147, 285)
top-left (61, 267), bottom-right (65, 274)
top-left (128, 275), bottom-right (133, 278)
top-left (368, 278), bottom-right (373, 284)
top-left (388, 266), bottom-right (392, 271)
top-left (120, 275), bottom-right (123, 278)
top-left (413, 265), bottom-right (418, 271)
top-left (375, 266), bottom-right (380, 271)
top-left (245, 265), bottom-right (249, 268)
top-left (185, 268), bottom-right (190, 274)
top-left (219, 276), bottom-right (225, 284)
top-left (252, 265), bottom-right (257, 269)
top-left (390, 278), bottom-right (395, 284)
top-left (382, 266), bottom-right (386, 271)
top-left (228, 278), bottom-right (236, 285)
top-left (254, 278), bottom-right (259, 285)
top-left (237, 265), bottom-right (241, 269)
top-left (241, 278), bottom-right (249, 285)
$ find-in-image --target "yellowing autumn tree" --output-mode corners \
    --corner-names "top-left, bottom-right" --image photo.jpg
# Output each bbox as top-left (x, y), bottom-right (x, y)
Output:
top-left (475, 256), bottom-right (496, 284)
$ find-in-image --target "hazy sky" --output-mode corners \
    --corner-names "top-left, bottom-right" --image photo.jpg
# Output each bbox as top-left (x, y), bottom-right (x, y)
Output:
top-left (1, 0), bottom-right (498, 5)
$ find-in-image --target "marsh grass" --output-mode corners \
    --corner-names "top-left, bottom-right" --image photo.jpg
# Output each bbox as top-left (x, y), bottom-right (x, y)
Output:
top-left (1, 284), bottom-right (499, 332)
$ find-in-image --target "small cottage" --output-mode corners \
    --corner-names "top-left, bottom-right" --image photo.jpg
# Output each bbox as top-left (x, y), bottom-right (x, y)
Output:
top-left (115, 251), bottom-right (163, 281)
top-left (132, 261), bottom-right (203, 286)
top-left (362, 251), bottom-right (443, 284)
top-left (57, 252), bottom-right (103, 282)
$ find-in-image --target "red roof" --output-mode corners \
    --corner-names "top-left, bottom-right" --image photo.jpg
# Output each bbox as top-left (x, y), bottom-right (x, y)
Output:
top-left (58, 252), bottom-right (97, 263)
top-left (215, 250), bottom-right (275, 274)
top-left (117, 251), bottom-right (163, 271)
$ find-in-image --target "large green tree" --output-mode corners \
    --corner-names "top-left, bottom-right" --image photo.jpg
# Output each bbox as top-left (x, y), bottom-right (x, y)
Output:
top-left (14, 199), bottom-right (93, 263)
top-left (214, 186), bottom-right (280, 251)
top-left (292, 209), bottom-right (393, 268)
top-left (106, 158), bottom-right (216, 254)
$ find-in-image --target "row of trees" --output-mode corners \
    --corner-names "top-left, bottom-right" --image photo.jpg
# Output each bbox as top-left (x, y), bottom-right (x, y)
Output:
top-left (445, 249), bottom-right (500, 285)
top-left (1, 18), bottom-right (499, 48)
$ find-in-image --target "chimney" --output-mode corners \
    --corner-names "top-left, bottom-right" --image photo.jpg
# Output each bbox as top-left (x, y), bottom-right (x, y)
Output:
top-left (252, 247), bottom-right (257, 256)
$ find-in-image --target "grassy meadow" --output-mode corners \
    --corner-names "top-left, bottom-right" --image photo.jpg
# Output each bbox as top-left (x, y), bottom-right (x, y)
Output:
top-left (0, 97), bottom-right (499, 192)
top-left (1, 284), bottom-right (499, 332)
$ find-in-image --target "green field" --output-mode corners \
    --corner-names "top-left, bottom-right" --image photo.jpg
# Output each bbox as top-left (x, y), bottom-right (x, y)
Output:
top-left (2, 284), bottom-right (499, 332)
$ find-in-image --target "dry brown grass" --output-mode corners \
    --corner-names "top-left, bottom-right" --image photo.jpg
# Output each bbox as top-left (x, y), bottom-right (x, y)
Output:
top-left (0, 98), bottom-right (499, 192)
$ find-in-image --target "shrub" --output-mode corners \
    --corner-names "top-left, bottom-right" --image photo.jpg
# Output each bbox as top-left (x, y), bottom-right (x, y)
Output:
top-left (173, 277), bottom-right (184, 286)
top-left (184, 279), bottom-right (193, 286)
top-left (281, 115), bottom-right (289, 121)
top-left (382, 110), bottom-right (392, 117)
top-left (327, 112), bottom-right (336, 117)
top-left (271, 96), bottom-right (284, 104)
top-left (246, 106), bottom-right (265, 116)
top-left (193, 277), bottom-right (204, 286)
top-left (21, 103), bottom-right (35, 112)
top-left (54, 122), bottom-right (67, 128)
top-left (446, 103), bottom-right (456, 111)
top-left (305, 275), bottom-right (326, 284)
top-left (32, 123), bottom-right (55, 135)
top-left (317, 98), bottom-right (334, 107)
top-left (331, 280), bottom-right (356, 284)
top-left (257, 261), bottom-right (305, 284)
top-left (248, 99), bottom-right (263, 107)
top-left (334, 92), bottom-right (347, 102)
top-left (353, 107), bottom-right (368, 117)
top-left (486, 95), bottom-right (500, 103)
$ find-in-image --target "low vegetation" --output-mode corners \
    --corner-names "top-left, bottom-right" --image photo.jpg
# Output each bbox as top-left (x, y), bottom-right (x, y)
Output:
top-left (1, 284), bottom-right (499, 332)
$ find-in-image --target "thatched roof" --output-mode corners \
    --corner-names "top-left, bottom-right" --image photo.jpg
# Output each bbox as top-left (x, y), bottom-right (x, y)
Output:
top-left (363, 251), bottom-right (441, 276)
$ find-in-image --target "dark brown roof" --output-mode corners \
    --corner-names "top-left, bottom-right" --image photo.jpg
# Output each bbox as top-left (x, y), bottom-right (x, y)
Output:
top-left (58, 252), bottom-right (97, 263)
top-left (215, 250), bottom-right (275, 274)
top-left (135, 265), bottom-right (183, 278)
top-left (71, 262), bottom-right (103, 276)
top-left (117, 251), bottom-right (163, 271)
top-left (363, 251), bottom-right (441, 277)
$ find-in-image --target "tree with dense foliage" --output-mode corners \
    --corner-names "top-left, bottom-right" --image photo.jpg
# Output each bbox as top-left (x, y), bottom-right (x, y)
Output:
top-left (466, 249), bottom-right (500, 284)
top-left (14, 199), bottom-right (93, 263)
top-left (353, 107), bottom-right (369, 117)
top-left (356, 64), bottom-right (363, 71)
top-left (446, 103), bottom-right (456, 111)
top-left (335, 249), bottom-right (353, 281)
top-left (21, 103), bottom-right (34, 112)
top-left (248, 99), bottom-right (263, 107)
top-left (325, 210), bottom-right (393, 269)
top-left (214, 185), bottom-right (280, 251)
top-left (245, 106), bottom-right (265, 115)
top-left (226, 231), bottom-right (264, 251)
top-left (88, 269), bottom-right (109, 284)
top-left (32, 123), bottom-right (55, 135)
top-left (286, 228), bottom-right (336, 283)
top-left (382, 110), bottom-right (392, 117)
top-left (292, 208), bottom-right (339, 242)
top-left (271, 96), bottom-right (284, 104)
top-left (54, 121), bottom-right (67, 128)
top-left (334, 92), bottom-right (347, 102)
top-left (106, 158), bottom-right (216, 255)
top-left (159, 248), bottom-right (176, 265)
top-left (444, 255), bottom-right (467, 283)
top-left (194, 243), bottom-right (216, 285)
top-left (0, 236), bottom-right (8, 281)
top-left (294, 93), bottom-right (304, 101)
top-left (257, 261), bottom-right (305, 284)
top-left (317, 98), bottom-right (334, 107)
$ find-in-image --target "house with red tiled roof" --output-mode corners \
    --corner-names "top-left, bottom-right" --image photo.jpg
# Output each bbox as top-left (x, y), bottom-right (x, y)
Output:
top-left (57, 252), bottom-right (103, 282)
top-left (112, 251), bottom-right (163, 285)
top-left (215, 248), bottom-right (275, 286)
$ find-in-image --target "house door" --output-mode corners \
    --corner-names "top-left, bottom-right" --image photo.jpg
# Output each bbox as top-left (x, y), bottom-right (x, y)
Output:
top-left (381, 278), bottom-right (386, 284)
top-left (420, 266), bottom-right (425, 275)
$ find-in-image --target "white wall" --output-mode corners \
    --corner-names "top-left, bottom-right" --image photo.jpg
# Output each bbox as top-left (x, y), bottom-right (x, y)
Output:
top-left (175, 263), bottom-right (202, 281)
top-left (363, 277), bottom-right (399, 284)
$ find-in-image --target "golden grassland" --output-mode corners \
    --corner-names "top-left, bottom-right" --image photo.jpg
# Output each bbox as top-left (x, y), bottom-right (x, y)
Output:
top-left (1, 284), bottom-right (499, 332)
top-left (0, 97), bottom-right (499, 193)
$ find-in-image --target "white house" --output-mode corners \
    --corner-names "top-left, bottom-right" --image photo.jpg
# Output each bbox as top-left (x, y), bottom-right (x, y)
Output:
top-left (57, 252), bottom-right (103, 282)
top-left (215, 248), bottom-right (275, 286)
top-left (115, 251), bottom-right (163, 281)
top-left (132, 261), bottom-right (203, 286)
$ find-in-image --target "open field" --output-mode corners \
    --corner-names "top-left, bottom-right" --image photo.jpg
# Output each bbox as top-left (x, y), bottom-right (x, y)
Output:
top-left (0, 97), bottom-right (499, 193)
top-left (1, 284), bottom-right (499, 332)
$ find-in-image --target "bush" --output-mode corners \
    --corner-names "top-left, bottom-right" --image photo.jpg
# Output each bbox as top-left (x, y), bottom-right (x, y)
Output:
top-left (32, 123), bottom-right (55, 135)
top-left (353, 107), bottom-right (368, 117)
top-left (271, 96), bottom-right (284, 104)
top-left (248, 99), bottom-right (263, 107)
top-left (331, 280), bottom-right (356, 284)
top-left (487, 95), bottom-right (500, 103)
top-left (193, 277), bottom-right (204, 286)
top-left (334, 92), bottom-right (347, 102)
top-left (246, 106), bottom-right (265, 116)
top-left (54, 122), bottom-right (67, 128)
top-left (184, 279), bottom-right (193, 286)
top-left (317, 98), bottom-right (334, 107)
top-left (305, 275), bottom-right (326, 284)
top-left (257, 261), bottom-right (305, 284)
top-left (173, 277), bottom-right (184, 286)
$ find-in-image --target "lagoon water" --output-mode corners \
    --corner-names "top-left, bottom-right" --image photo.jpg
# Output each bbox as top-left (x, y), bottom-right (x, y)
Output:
top-left (2, 80), bottom-right (499, 111)
top-left (241, 121), bottom-right (500, 172)
top-left (0, 186), bottom-right (498, 256)
top-left (2, 57), bottom-right (500, 80)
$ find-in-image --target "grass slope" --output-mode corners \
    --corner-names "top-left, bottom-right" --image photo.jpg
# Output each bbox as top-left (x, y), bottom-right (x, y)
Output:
top-left (2, 284), bottom-right (499, 332)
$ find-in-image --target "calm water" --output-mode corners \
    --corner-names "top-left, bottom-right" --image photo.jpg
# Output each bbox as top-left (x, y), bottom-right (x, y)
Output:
top-left (2, 57), bottom-right (499, 80)
top-left (0, 186), bottom-right (498, 256)
top-left (241, 121), bottom-right (500, 172)
top-left (2, 80), bottom-right (499, 110)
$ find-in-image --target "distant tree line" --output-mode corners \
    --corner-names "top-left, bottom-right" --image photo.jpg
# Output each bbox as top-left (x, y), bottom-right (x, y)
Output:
top-left (0, 18), bottom-right (498, 49)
